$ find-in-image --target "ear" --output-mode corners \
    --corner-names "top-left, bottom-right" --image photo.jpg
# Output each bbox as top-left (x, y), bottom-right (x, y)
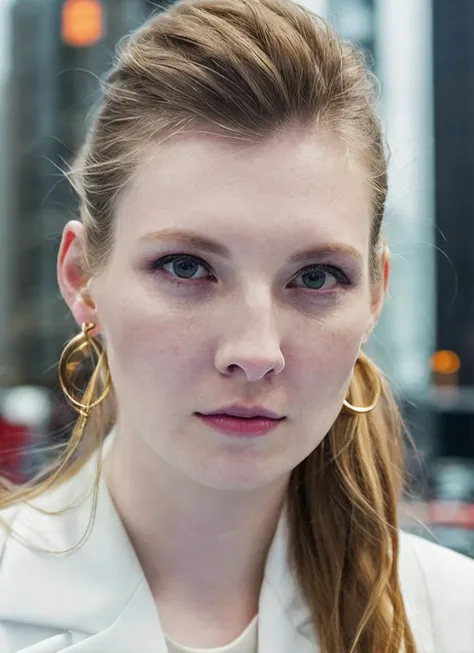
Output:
top-left (57, 221), bottom-right (100, 334)
top-left (362, 247), bottom-right (390, 345)
top-left (382, 246), bottom-right (390, 296)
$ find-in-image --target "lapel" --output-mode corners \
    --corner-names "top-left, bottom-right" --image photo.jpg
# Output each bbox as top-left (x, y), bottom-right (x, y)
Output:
top-left (258, 510), bottom-right (319, 652)
top-left (1, 434), bottom-right (318, 652)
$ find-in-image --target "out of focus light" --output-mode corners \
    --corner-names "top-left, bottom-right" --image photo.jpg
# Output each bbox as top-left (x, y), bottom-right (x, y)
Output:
top-left (2, 386), bottom-right (51, 429)
top-left (61, 0), bottom-right (104, 48)
top-left (431, 350), bottom-right (461, 375)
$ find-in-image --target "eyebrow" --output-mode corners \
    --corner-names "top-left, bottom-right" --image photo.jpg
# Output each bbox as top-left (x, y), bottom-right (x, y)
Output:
top-left (138, 228), bottom-right (363, 264)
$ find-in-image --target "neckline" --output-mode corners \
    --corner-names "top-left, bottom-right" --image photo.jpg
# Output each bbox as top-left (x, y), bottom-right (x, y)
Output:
top-left (165, 613), bottom-right (259, 651)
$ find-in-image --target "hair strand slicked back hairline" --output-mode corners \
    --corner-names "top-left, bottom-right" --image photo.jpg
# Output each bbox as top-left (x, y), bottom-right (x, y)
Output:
top-left (67, 0), bottom-right (388, 276)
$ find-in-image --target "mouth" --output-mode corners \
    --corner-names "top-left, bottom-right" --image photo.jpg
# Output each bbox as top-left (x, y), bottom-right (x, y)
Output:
top-left (198, 403), bottom-right (285, 420)
top-left (195, 403), bottom-right (286, 438)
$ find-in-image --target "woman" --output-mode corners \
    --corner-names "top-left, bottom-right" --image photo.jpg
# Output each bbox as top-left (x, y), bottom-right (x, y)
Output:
top-left (1, 1), bottom-right (473, 651)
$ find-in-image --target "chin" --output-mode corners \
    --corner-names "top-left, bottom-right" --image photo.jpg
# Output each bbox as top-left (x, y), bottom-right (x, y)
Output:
top-left (190, 457), bottom-right (289, 492)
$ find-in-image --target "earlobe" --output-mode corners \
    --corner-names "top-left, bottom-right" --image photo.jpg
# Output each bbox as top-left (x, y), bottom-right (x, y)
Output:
top-left (57, 221), bottom-right (98, 330)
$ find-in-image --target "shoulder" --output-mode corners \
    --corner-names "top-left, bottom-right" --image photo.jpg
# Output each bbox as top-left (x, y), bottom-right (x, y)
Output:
top-left (398, 529), bottom-right (474, 651)
top-left (399, 528), bottom-right (474, 591)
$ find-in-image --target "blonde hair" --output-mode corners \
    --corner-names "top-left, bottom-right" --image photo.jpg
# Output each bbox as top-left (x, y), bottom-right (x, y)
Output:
top-left (1, 1), bottom-right (418, 651)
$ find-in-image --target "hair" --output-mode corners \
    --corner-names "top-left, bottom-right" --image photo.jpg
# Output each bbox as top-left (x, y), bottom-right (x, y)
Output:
top-left (0, 1), bottom-right (419, 651)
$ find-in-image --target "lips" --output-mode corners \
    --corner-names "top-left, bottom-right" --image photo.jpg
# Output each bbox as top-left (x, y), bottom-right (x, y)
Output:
top-left (197, 413), bottom-right (284, 436)
top-left (199, 403), bottom-right (283, 420)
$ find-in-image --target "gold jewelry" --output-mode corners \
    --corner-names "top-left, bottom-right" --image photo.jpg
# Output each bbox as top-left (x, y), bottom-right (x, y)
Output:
top-left (58, 322), bottom-right (111, 417)
top-left (343, 354), bottom-right (381, 415)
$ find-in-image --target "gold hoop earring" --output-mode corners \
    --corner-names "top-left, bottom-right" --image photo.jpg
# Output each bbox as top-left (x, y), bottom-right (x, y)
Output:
top-left (343, 354), bottom-right (382, 415)
top-left (58, 322), bottom-right (111, 417)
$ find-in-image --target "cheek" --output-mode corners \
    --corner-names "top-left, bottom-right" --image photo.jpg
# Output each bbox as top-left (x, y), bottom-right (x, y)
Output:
top-left (287, 308), bottom-right (368, 402)
top-left (99, 285), bottom-right (209, 387)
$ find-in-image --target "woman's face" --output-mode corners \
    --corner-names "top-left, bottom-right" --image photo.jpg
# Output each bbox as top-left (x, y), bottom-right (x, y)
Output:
top-left (60, 127), bottom-right (385, 491)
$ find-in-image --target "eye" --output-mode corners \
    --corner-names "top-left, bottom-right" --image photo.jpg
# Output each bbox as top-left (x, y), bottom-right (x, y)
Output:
top-left (151, 254), bottom-right (214, 282)
top-left (291, 265), bottom-right (349, 291)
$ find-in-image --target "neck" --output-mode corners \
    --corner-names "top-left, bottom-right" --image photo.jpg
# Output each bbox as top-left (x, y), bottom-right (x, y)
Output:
top-left (102, 427), bottom-right (289, 612)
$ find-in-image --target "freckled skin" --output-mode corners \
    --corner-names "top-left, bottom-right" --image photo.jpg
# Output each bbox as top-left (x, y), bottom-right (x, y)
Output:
top-left (78, 128), bottom-right (382, 491)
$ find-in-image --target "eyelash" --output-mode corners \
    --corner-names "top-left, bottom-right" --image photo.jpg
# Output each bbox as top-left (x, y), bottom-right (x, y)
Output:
top-left (150, 253), bottom-right (351, 290)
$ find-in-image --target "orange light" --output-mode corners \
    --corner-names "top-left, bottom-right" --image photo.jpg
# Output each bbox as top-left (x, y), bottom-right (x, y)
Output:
top-left (430, 350), bottom-right (461, 375)
top-left (61, 0), bottom-right (104, 48)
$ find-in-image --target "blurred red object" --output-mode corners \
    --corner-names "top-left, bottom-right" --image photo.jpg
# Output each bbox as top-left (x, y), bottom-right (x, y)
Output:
top-left (0, 417), bottom-right (29, 484)
top-left (427, 501), bottom-right (474, 529)
top-left (400, 499), bottom-right (474, 530)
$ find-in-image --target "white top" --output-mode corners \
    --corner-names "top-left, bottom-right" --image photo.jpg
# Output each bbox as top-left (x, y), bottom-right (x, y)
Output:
top-left (166, 615), bottom-right (258, 653)
top-left (2, 432), bottom-right (474, 652)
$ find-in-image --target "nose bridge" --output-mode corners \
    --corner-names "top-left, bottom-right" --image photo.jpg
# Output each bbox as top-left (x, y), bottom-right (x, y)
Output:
top-left (215, 281), bottom-right (285, 380)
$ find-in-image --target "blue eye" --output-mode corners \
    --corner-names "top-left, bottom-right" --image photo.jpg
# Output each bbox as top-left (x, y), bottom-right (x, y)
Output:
top-left (292, 265), bottom-right (349, 291)
top-left (152, 254), bottom-right (213, 281)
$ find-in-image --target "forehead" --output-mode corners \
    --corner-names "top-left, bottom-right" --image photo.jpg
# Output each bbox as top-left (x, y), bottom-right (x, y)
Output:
top-left (115, 127), bottom-right (373, 256)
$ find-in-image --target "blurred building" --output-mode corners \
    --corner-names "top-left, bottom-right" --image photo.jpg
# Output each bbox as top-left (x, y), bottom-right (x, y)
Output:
top-left (0, 0), bottom-right (435, 388)
top-left (0, 0), bottom-right (164, 389)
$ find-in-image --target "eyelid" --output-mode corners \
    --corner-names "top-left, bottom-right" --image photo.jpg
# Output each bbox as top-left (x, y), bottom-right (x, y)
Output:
top-left (153, 253), bottom-right (211, 268)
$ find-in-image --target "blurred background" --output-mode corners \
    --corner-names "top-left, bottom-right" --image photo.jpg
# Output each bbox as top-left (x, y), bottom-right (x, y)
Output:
top-left (1, 0), bottom-right (474, 556)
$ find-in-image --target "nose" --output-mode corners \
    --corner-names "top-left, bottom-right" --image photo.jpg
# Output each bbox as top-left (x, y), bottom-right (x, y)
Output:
top-left (214, 294), bottom-right (286, 382)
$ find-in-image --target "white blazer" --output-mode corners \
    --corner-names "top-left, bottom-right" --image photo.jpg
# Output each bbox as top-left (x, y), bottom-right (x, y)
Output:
top-left (1, 435), bottom-right (474, 653)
